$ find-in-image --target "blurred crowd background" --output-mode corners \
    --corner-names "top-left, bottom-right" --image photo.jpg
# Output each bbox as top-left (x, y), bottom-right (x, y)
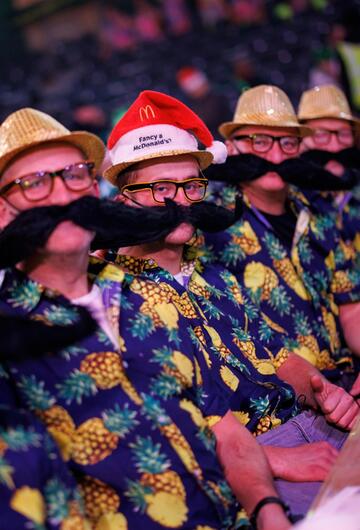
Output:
top-left (0, 0), bottom-right (359, 144)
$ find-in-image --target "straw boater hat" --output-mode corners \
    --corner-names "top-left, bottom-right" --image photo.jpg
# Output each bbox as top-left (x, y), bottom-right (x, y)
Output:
top-left (218, 85), bottom-right (312, 139)
top-left (103, 90), bottom-right (227, 185)
top-left (0, 108), bottom-right (105, 176)
top-left (298, 85), bottom-right (360, 131)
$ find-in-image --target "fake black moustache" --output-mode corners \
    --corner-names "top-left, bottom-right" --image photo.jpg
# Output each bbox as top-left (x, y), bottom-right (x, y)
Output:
top-left (301, 147), bottom-right (360, 168)
top-left (0, 306), bottom-right (96, 362)
top-left (0, 196), bottom-right (242, 268)
top-left (203, 153), bottom-right (358, 190)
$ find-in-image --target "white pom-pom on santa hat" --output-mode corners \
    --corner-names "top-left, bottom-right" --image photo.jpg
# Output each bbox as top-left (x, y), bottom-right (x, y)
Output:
top-left (104, 90), bottom-right (228, 183)
top-left (206, 140), bottom-right (228, 164)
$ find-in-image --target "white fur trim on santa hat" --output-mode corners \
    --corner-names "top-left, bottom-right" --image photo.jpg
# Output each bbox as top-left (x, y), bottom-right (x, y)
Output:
top-left (179, 72), bottom-right (208, 93)
top-left (206, 140), bottom-right (228, 164)
top-left (109, 124), bottom-right (200, 165)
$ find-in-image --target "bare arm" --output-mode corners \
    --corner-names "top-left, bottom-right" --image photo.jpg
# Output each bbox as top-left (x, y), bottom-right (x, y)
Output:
top-left (277, 352), bottom-right (359, 430)
top-left (339, 302), bottom-right (360, 356)
top-left (277, 352), bottom-right (319, 408)
top-left (212, 411), bottom-right (291, 530)
top-left (263, 443), bottom-right (338, 482)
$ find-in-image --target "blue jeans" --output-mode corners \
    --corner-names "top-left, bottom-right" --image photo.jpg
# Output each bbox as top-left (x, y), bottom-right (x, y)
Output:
top-left (257, 411), bottom-right (348, 518)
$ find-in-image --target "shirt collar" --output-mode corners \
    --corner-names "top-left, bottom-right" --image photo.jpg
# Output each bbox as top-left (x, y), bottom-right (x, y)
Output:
top-left (114, 245), bottom-right (200, 282)
top-left (241, 188), bottom-right (309, 224)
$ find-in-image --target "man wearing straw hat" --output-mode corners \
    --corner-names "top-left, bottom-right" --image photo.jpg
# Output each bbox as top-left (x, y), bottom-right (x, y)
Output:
top-left (204, 84), bottom-right (360, 391)
top-left (101, 89), bottom-right (360, 519)
top-left (0, 107), bottom-right (294, 530)
top-left (297, 84), bottom-right (360, 267)
top-left (298, 85), bottom-right (360, 245)
top-left (298, 84), bottom-right (360, 404)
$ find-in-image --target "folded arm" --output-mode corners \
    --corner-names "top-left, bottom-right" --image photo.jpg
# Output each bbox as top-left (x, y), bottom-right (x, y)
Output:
top-left (263, 442), bottom-right (338, 482)
top-left (212, 411), bottom-right (291, 530)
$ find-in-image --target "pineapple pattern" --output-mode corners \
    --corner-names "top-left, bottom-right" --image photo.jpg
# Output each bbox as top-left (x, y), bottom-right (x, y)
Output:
top-left (127, 436), bottom-right (189, 528)
top-left (79, 475), bottom-right (120, 523)
top-left (0, 407), bottom-right (89, 529)
top-left (80, 351), bottom-right (142, 405)
top-left (204, 185), bottom-right (360, 375)
top-left (105, 249), bottom-right (298, 435)
top-left (304, 186), bottom-right (360, 276)
top-left (0, 263), bottom-right (238, 529)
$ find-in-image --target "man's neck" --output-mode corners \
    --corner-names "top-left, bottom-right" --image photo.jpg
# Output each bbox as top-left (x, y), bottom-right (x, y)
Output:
top-left (119, 242), bottom-right (184, 276)
top-left (19, 252), bottom-right (90, 299)
top-left (242, 185), bottom-right (288, 215)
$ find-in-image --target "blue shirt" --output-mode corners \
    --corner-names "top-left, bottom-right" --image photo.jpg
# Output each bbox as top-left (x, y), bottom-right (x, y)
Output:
top-left (0, 261), bottom-right (239, 529)
top-left (203, 184), bottom-right (360, 379)
top-left (104, 248), bottom-right (298, 436)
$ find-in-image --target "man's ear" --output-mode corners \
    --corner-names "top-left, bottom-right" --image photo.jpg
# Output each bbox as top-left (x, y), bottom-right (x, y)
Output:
top-left (0, 197), bottom-right (18, 229)
top-left (226, 139), bottom-right (237, 156)
top-left (92, 179), bottom-right (100, 197)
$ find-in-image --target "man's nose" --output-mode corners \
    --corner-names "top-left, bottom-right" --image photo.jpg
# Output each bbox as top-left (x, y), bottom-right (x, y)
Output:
top-left (326, 133), bottom-right (343, 153)
top-left (174, 186), bottom-right (190, 206)
top-left (266, 141), bottom-right (287, 164)
top-left (48, 176), bottom-right (74, 205)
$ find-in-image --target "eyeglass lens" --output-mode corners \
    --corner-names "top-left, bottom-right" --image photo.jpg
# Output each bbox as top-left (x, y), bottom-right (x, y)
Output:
top-left (313, 129), bottom-right (353, 146)
top-left (152, 180), bottom-right (207, 202)
top-left (251, 135), bottom-right (299, 153)
top-left (21, 162), bottom-right (94, 201)
top-left (234, 134), bottom-right (299, 154)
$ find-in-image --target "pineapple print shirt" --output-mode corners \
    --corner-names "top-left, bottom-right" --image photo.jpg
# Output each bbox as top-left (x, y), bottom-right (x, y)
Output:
top-left (300, 186), bottom-right (360, 274)
top-left (203, 185), bottom-right (360, 380)
top-left (0, 264), bottom-right (240, 530)
top-left (103, 248), bottom-right (298, 436)
top-left (0, 405), bottom-right (89, 530)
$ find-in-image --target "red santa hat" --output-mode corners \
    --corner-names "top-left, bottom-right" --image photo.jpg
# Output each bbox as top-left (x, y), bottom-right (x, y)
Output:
top-left (176, 66), bottom-right (208, 94)
top-left (103, 90), bottom-right (227, 184)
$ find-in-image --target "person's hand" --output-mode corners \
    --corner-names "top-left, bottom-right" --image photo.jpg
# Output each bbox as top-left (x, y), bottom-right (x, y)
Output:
top-left (311, 375), bottom-right (359, 430)
top-left (349, 373), bottom-right (360, 402)
top-left (265, 442), bottom-right (338, 482)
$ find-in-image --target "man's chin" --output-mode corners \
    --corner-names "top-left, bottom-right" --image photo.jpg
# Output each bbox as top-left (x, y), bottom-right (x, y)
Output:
top-left (256, 171), bottom-right (287, 190)
top-left (164, 223), bottom-right (195, 245)
top-left (44, 221), bottom-right (94, 253)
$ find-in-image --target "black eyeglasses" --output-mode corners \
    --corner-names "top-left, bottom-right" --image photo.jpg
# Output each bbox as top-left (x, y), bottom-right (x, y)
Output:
top-left (121, 177), bottom-right (208, 204)
top-left (312, 128), bottom-right (354, 146)
top-left (232, 134), bottom-right (301, 154)
top-left (0, 161), bottom-right (96, 202)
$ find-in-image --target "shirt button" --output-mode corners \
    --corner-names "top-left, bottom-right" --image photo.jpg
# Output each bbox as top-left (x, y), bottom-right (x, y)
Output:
top-left (148, 259), bottom-right (154, 265)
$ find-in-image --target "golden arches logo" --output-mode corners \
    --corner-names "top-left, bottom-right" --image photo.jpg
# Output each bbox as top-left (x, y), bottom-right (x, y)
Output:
top-left (139, 105), bottom-right (156, 121)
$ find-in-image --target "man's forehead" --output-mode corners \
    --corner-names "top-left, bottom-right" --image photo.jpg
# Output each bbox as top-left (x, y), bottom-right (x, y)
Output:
top-left (304, 117), bottom-right (352, 130)
top-left (231, 125), bottom-right (300, 137)
top-left (132, 155), bottom-right (200, 178)
top-left (1, 143), bottom-right (85, 184)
